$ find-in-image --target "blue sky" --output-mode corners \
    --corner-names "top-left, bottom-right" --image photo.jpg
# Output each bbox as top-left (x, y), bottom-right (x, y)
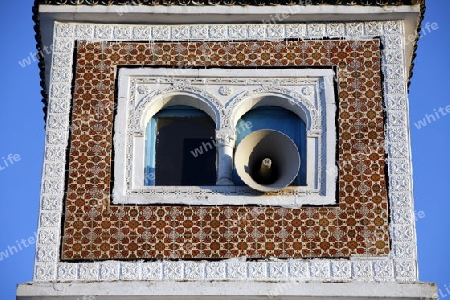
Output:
top-left (0, 1), bottom-right (448, 299)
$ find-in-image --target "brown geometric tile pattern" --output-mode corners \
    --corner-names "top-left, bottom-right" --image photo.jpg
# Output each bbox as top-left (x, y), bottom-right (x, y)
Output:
top-left (61, 39), bottom-right (389, 260)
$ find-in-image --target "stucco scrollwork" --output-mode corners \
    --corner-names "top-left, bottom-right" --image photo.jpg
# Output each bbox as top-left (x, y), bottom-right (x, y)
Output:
top-left (216, 128), bottom-right (236, 147)
top-left (133, 85), bottom-right (222, 136)
top-left (225, 86), bottom-right (320, 133)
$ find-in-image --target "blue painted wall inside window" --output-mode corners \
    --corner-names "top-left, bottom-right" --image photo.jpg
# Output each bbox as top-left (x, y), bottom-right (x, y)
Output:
top-left (144, 117), bottom-right (157, 185)
top-left (233, 106), bottom-right (307, 186)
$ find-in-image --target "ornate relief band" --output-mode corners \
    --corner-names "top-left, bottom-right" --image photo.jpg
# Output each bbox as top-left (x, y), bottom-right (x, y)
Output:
top-left (37, 0), bottom-right (419, 6)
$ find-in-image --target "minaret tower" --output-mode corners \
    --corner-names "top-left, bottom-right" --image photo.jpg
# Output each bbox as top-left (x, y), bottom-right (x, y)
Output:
top-left (18, 0), bottom-right (436, 299)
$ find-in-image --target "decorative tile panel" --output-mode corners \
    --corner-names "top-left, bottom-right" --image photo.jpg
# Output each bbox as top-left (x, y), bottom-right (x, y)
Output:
top-left (289, 260), bottom-right (309, 280)
top-left (373, 260), bottom-right (394, 281)
top-left (352, 260), bottom-right (373, 281)
top-left (227, 261), bottom-right (247, 280)
top-left (141, 262), bottom-right (163, 280)
top-left (248, 262), bottom-right (268, 280)
top-left (185, 262), bottom-right (205, 280)
top-left (394, 260), bottom-right (416, 281)
top-left (60, 38), bottom-right (388, 259)
top-left (41, 194), bottom-right (63, 211)
top-left (78, 263), bottom-right (100, 281)
top-left (57, 263), bottom-right (78, 281)
top-left (38, 228), bottom-right (59, 245)
top-left (75, 24), bottom-right (94, 39)
top-left (120, 262), bottom-right (141, 280)
top-left (269, 262), bottom-right (288, 279)
top-left (164, 262), bottom-right (184, 280)
top-left (310, 260), bottom-right (331, 280)
top-left (326, 23), bottom-right (345, 37)
top-left (331, 260), bottom-right (351, 280)
top-left (393, 242), bottom-right (416, 259)
top-left (365, 22), bottom-right (383, 36)
top-left (46, 131), bottom-right (67, 145)
top-left (48, 97), bottom-right (71, 113)
top-left (206, 262), bottom-right (227, 280)
top-left (35, 263), bottom-right (57, 282)
top-left (36, 245), bottom-right (58, 262)
top-left (99, 261), bottom-right (120, 281)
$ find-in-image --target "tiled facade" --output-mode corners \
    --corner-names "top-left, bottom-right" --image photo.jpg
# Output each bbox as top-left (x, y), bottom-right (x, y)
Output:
top-left (32, 19), bottom-right (418, 283)
top-left (16, 0), bottom-right (434, 294)
top-left (61, 39), bottom-right (389, 260)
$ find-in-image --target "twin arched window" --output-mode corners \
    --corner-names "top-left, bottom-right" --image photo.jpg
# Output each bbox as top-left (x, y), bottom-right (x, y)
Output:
top-left (144, 103), bottom-right (307, 187)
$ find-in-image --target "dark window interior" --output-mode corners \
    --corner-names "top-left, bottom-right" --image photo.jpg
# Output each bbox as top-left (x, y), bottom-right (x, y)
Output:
top-left (152, 107), bottom-right (216, 186)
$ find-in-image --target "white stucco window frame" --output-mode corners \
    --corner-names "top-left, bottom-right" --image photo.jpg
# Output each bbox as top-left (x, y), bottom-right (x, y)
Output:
top-left (112, 68), bottom-right (337, 206)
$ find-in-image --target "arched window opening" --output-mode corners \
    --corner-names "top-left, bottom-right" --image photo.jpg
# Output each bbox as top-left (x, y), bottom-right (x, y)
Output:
top-left (233, 106), bottom-right (307, 186)
top-left (145, 105), bottom-right (216, 186)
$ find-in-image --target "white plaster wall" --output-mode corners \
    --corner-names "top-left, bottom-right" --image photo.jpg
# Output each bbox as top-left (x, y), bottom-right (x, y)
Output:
top-left (17, 281), bottom-right (437, 299)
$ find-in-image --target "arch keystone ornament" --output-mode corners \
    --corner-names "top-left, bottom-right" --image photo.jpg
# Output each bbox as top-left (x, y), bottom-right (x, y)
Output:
top-left (17, 0), bottom-right (437, 299)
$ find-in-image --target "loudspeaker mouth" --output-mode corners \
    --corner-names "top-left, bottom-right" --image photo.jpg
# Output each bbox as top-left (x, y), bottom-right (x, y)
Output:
top-left (234, 129), bottom-right (301, 192)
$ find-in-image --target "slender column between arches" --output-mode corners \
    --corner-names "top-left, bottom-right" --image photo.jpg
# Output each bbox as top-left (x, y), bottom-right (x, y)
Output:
top-left (215, 129), bottom-right (236, 186)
